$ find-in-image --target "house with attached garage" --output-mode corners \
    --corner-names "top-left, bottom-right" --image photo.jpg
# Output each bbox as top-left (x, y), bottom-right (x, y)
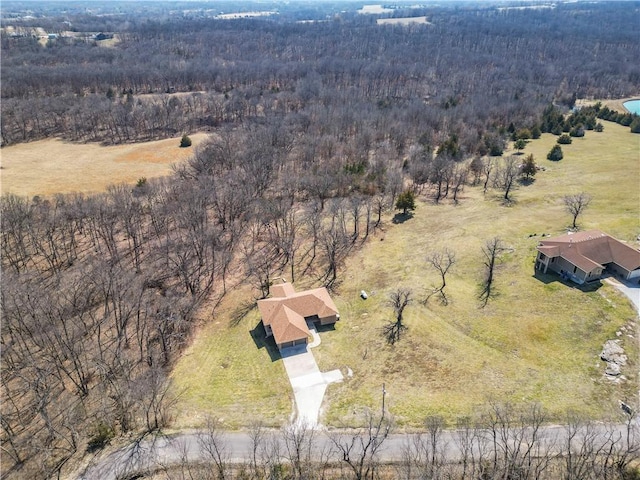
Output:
top-left (257, 282), bottom-right (339, 350)
top-left (535, 230), bottom-right (640, 284)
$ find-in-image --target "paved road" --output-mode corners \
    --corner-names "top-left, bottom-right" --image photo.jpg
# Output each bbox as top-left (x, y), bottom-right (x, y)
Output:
top-left (74, 422), bottom-right (637, 480)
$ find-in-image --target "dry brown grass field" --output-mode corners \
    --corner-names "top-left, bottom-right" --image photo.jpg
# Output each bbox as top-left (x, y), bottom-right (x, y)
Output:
top-left (0, 133), bottom-right (208, 197)
top-left (576, 96), bottom-right (640, 113)
top-left (172, 120), bottom-right (640, 430)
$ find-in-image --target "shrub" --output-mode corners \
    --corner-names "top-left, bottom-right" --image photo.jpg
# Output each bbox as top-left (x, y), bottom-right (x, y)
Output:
top-left (547, 145), bottom-right (563, 161)
top-left (630, 117), bottom-right (640, 134)
top-left (87, 422), bottom-right (115, 452)
top-left (594, 122), bottom-right (604, 132)
top-left (569, 125), bottom-right (585, 137)
top-left (557, 134), bottom-right (572, 144)
top-left (179, 134), bottom-right (192, 148)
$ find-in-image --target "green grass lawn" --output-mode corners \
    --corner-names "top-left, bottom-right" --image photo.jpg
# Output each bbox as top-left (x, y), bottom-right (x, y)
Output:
top-left (170, 286), bottom-right (292, 429)
top-left (171, 121), bottom-right (639, 429)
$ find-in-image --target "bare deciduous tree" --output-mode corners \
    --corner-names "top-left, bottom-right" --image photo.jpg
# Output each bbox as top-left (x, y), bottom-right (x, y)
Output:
top-left (383, 288), bottom-right (412, 344)
top-left (426, 249), bottom-right (456, 305)
top-left (563, 192), bottom-right (592, 230)
top-left (478, 237), bottom-right (505, 307)
top-left (329, 408), bottom-right (393, 480)
top-left (493, 156), bottom-right (519, 201)
top-left (198, 417), bottom-right (229, 480)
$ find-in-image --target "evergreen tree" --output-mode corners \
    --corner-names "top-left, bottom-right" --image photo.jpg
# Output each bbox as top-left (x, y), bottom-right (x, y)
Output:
top-left (547, 145), bottom-right (564, 161)
top-left (514, 139), bottom-right (527, 152)
top-left (395, 190), bottom-right (416, 215)
top-left (180, 134), bottom-right (192, 148)
top-left (557, 134), bottom-right (572, 144)
top-left (520, 154), bottom-right (537, 180)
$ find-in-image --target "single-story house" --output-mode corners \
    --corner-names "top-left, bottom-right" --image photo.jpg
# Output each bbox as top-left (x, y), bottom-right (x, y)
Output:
top-left (535, 230), bottom-right (640, 284)
top-left (257, 282), bottom-right (339, 350)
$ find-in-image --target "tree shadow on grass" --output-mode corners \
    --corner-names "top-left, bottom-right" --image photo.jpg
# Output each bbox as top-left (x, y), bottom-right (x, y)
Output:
top-left (392, 212), bottom-right (414, 224)
top-left (229, 300), bottom-right (256, 327)
top-left (250, 321), bottom-right (281, 362)
top-left (518, 177), bottom-right (536, 186)
top-left (499, 197), bottom-right (518, 207)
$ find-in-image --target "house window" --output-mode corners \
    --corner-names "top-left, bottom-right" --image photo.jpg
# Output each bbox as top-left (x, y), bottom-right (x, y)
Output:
top-left (539, 253), bottom-right (546, 261)
top-left (573, 266), bottom-right (577, 273)
top-left (551, 257), bottom-right (556, 263)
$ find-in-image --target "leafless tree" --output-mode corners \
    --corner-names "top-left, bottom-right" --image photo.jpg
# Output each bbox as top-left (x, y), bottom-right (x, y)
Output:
top-left (329, 408), bottom-right (393, 480)
top-left (493, 156), bottom-right (520, 201)
top-left (198, 417), bottom-right (229, 480)
top-left (383, 288), bottom-right (412, 344)
top-left (563, 192), bottom-right (592, 230)
top-left (426, 249), bottom-right (456, 305)
top-left (247, 421), bottom-right (267, 478)
top-left (481, 401), bottom-right (550, 479)
top-left (400, 415), bottom-right (448, 479)
top-left (482, 157), bottom-right (495, 194)
top-left (319, 208), bottom-right (351, 288)
top-left (372, 192), bottom-right (389, 229)
top-left (478, 237), bottom-right (505, 307)
top-left (451, 162), bottom-right (468, 203)
top-left (282, 421), bottom-right (320, 479)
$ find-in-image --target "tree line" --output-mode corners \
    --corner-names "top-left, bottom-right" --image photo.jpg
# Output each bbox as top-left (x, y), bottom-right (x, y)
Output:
top-left (2, 2), bottom-right (639, 150)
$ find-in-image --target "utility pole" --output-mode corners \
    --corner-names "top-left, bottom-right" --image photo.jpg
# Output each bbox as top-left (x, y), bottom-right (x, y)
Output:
top-left (382, 383), bottom-right (387, 418)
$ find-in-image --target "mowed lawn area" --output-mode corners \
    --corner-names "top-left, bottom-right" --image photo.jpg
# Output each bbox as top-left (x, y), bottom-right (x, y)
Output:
top-left (171, 121), bottom-right (639, 429)
top-left (0, 133), bottom-right (208, 197)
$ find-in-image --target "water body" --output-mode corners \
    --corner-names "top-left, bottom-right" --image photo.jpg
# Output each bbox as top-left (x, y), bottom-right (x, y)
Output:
top-left (623, 99), bottom-right (640, 114)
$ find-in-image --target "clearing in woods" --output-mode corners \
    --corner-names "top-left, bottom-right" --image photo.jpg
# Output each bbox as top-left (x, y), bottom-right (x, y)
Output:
top-left (171, 120), bottom-right (639, 429)
top-left (0, 133), bottom-right (208, 197)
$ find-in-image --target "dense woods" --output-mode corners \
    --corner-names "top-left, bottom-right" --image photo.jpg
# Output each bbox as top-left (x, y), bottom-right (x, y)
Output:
top-left (1, 1), bottom-right (640, 478)
top-left (2, 2), bottom-right (639, 149)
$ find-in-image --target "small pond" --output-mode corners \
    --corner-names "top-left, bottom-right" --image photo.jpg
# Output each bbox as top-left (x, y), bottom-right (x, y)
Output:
top-left (622, 99), bottom-right (640, 115)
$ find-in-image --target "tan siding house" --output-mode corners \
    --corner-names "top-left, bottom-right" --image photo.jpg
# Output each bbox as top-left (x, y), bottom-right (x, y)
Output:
top-left (257, 282), bottom-right (339, 350)
top-left (535, 230), bottom-right (640, 284)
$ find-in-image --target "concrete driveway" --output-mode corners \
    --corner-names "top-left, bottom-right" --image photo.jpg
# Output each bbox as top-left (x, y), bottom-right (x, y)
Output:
top-left (280, 322), bottom-right (343, 427)
top-left (605, 276), bottom-right (640, 314)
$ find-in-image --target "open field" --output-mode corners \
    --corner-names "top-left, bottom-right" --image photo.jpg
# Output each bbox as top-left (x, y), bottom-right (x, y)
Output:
top-left (0, 133), bottom-right (208, 197)
top-left (171, 121), bottom-right (640, 429)
top-left (377, 17), bottom-right (431, 25)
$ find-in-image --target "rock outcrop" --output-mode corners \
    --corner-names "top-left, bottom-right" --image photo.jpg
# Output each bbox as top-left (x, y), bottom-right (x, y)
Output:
top-left (600, 339), bottom-right (627, 379)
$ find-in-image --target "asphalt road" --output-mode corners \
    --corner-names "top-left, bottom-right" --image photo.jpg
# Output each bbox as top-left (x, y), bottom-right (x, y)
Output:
top-left (74, 422), bottom-right (636, 480)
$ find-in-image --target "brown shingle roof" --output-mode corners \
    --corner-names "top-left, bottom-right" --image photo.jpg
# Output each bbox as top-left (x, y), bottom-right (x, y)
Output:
top-left (271, 283), bottom-right (296, 298)
top-left (257, 284), bottom-right (339, 346)
top-left (537, 230), bottom-right (640, 273)
top-left (270, 305), bottom-right (310, 344)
